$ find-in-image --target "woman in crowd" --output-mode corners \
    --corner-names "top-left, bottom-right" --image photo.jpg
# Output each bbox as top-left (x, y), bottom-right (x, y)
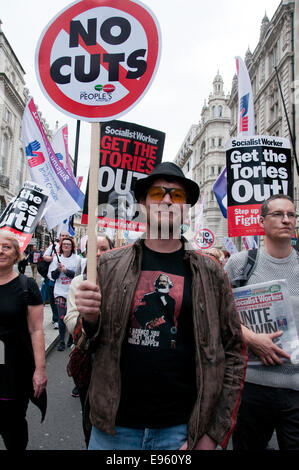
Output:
top-left (0, 230), bottom-right (47, 450)
top-left (64, 234), bottom-right (114, 446)
top-left (205, 247), bottom-right (225, 264)
top-left (221, 249), bottom-right (231, 266)
top-left (51, 237), bottom-right (80, 352)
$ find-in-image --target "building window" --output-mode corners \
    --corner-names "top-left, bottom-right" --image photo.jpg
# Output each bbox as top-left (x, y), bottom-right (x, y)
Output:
top-left (270, 89), bottom-right (279, 121)
top-left (212, 106), bottom-right (216, 118)
top-left (211, 138), bottom-right (215, 147)
top-left (218, 138), bottom-right (222, 147)
top-left (10, 72), bottom-right (16, 86)
top-left (218, 105), bottom-right (223, 117)
top-left (5, 108), bottom-right (11, 124)
top-left (0, 134), bottom-right (8, 173)
top-left (269, 44), bottom-right (278, 73)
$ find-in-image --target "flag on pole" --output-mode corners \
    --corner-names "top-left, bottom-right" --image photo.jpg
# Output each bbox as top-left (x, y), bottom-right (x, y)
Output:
top-left (235, 56), bottom-right (255, 136)
top-left (215, 58), bottom-right (255, 218)
top-left (56, 217), bottom-right (75, 238)
top-left (51, 124), bottom-right (75, 180)
top-left (213, 168), bottom-right (227, 218)
top-left (22, 97), bottom-right (85, 230)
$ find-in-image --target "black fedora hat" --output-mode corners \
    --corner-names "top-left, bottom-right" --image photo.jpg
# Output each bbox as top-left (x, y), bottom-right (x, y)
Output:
top-left (134, 161), bottom-right (200, 207)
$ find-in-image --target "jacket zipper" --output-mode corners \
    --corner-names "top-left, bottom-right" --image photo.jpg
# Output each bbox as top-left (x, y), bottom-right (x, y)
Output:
top-left (188, 259), bottom-right (204, 449)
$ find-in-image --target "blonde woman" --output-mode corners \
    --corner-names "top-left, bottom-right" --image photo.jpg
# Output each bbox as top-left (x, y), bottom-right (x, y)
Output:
top-left (0, 230), bottom-right (47, 450)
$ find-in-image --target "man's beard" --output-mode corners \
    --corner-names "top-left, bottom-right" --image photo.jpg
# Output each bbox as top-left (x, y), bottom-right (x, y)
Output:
top-left (157, 286), bottom-right (170, 294)
top-left (148, 205), bottom-right (183, 239)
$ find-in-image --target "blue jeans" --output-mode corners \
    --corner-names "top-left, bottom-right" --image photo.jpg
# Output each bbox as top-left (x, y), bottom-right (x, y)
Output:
top-left (88, 424), bottom-right (187, 450)
top-left (44, 278), bottom-right (58, 322)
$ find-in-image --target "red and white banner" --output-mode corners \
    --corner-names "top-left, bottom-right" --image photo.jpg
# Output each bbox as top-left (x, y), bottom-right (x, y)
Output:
top-left (51, 124), bottom-right (75, 180)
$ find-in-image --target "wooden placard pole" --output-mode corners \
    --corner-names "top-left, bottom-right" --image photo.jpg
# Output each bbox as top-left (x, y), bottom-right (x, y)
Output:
top-left (87, 122), bottom-right (101, 284)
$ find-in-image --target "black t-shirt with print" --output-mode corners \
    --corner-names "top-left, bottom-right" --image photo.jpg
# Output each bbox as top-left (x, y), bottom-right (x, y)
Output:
top-left (0, 275), bottom-right (42, 398)
top-left (116, 244), bottom-right (197, 428)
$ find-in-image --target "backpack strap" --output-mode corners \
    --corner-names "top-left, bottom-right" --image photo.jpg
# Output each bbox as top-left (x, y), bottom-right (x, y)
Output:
top-left (242, 248), bottom-right (258, 283)
top-left (231, 248), bottom-right (298, 289)
top-left (230, 248), bottom-right (258, 288)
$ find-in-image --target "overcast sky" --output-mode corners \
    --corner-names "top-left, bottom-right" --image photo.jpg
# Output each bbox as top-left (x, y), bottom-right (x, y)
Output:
top-left (1, 0), bottom-right (279, 188)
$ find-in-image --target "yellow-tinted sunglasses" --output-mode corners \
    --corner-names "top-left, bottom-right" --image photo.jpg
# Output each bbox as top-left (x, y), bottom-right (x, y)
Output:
top-left (147, 186), bottom-right (187, 203)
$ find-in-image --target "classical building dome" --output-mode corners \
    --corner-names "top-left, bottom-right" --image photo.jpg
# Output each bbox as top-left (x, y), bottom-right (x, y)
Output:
top-left (213, 71), bottom-right (224, 95)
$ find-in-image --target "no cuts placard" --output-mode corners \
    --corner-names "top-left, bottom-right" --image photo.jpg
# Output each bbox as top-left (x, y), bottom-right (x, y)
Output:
top-left (35, 0), bottom-right (161, 121)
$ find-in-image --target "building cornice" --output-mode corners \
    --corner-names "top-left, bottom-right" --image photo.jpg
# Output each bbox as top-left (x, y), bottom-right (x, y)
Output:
top-left (0, 72), bottom-right (25, 112)
top-left (0, 32), bottom-right (26, 75)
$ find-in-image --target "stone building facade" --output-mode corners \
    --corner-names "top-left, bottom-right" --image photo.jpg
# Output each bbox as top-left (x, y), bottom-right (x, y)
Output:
top-left (229, 0), bottom-right (297, 210)
top-left (174, 73), bottom-right (231, 247)
top-left (175, 0), bottom-right (298, 249)
top-left (0, 22), bottom-right (57, 249)
top-left (0, 22), bottom-right (27, 212)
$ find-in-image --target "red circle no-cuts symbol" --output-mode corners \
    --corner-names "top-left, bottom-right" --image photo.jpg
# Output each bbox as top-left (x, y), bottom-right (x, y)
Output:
top-left (194, 228), bottom-right (215, 250)
top-left (35, 0), bottom-right (161, 121)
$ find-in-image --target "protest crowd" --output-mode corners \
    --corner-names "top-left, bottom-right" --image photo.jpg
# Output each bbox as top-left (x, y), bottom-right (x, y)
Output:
top-left (1, 1), bottom-right (299, 454)
top-left (1, 158), bottom-right (299, 452)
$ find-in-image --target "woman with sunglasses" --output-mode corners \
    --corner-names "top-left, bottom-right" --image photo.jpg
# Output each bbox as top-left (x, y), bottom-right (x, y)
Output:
top-left (51, 237), bottom-right (80, 351)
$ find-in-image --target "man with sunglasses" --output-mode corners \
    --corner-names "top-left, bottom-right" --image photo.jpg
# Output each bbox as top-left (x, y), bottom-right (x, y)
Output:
top-left (75, 162), bottom-right (245, 451)
top-left (225, 194), bottom-right (299, 450)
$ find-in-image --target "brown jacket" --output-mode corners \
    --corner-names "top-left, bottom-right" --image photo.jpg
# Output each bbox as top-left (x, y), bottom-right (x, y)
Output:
top-left (79, 238), bottom-right (246, 449)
